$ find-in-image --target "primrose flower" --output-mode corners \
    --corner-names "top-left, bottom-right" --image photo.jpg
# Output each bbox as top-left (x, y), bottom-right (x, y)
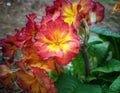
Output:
top-left (90, 2), bottom-right (104, 24)
top-left (46, 0), bottom-right (104, 27)
top-left (46, 0), bottom-right (82, 28)
top-left (16, 13), bottom-right (37, 48)
top-left (18, 41), bottom-right (56, 72)
top-left (62, 0), bottom-right (105, 25)
top-left (78, 0), bottom-right (104, 25)
top-left (39, 11), bottom-right (60, 32)
top-left (15, 67), bottom-right (57, 93)
top-left (34, 18), bottom-right (80, 65)
top-left (0, 64), bottom-right (15, 89)
top-left (0, 34), bottom-right (18, 63)
top-left (78, 0), bottom-right (92, 14)
top-left (61, 1), bottom-right (82, 27)
top-left (46, 0), bottom-right (64, 15)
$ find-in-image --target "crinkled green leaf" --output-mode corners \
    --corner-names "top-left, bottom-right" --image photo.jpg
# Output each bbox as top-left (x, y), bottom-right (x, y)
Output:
top-left (99, 74), bottom-right (118, 83)
top-left (88, 35), bottom-right (103, 45)
top-left (75, 84), bottom-right (102, 93)
top-left (72, 52), bottom-right (85, 76)
top-left (92, 59), bottom-right (120, 73)
top-left (55, 74), bottom-right (80, 93)
top-left (90, 27), bottom-right (120, 38)
top-left (55, 74), bottom-right (102, 93)
top-left (107, 38), bottom-right (120, 60)
top-left (88, 42), bottom-right (109, 67)
top-left (102, 84), bottom-right (109, 93)
top-left (109, 75), bottom-right (120, 93)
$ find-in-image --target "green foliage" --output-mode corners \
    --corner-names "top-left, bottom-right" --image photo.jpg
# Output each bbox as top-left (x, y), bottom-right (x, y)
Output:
top-left (88, 42), bottom-right (109, 67)
top-left (55, 74), bottom-right (102, 93)
top-left (109, 75), bottom-right (120, 93)
top-left (74, 84), bottom-right (102, 93)
top-left (72, 52), bottom-right (85, 77)
top-left (90, 27), bottom-right (120, 38)
top-left (55, 74), bottom-right (80, 93)
top-left (92, 59), bottom-right (120, 73)
top-left (102, 84), bottom-right (109, 93)
top-left (108, 38), bottom-right (120, 60)
top-left (88, 27), bottom-right (120, 93)
top-left (88, 35), bottom-right (103, 45)
top-left (90, 27), bottom-right (120, 60)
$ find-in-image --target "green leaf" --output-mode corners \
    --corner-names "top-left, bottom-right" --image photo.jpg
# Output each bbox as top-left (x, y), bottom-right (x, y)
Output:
top-left (109, 75), bottom-right (120, 93)
top-left (92, 59), bottom-right (120, 73)
top-left (48, 71), bottom-right (59, 81)
top-left (90, 27), bottom-right (120, 60)
top-left (97, 73), bottom-right (119, 83)
top-left (108, 38), bottom-right (120, 60)
top-left (90, 27), bottom-right (120, 38)
top-left (55, 74), bottom-right (102, 93)
top-left (55, 74), bottom-right (80, 93)
top-left (75, 84), bottom-right (102, 93)
top-left (0, 83), bottom-right (2, 89)
top-left (88, 42), bottom-right (109, 67)
top-left (72, 52), bottom-right (85, 77)
top-left (88, 35), bottom-right (103, 45)
top-left (101, 84), bottom-right (109, 93)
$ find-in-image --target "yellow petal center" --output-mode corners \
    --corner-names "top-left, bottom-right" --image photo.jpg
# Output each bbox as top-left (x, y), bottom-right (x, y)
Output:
top-left (44, 30), bottom-right (72, 53)
top-left (55, 42), bottom-right (60, 46)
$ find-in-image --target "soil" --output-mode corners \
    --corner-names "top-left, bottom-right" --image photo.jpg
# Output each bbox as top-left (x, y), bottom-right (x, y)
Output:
top-left (0, 0), bottom-right (54, 39)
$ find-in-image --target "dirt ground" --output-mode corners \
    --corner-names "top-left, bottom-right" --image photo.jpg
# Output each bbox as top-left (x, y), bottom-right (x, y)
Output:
top-left (0, 0), bottom-right (54, 39)
top-left (0, 0), bottom-right (120, 40)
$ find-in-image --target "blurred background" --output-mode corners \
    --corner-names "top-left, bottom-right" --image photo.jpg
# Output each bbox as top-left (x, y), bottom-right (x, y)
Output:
top-left (0, 0), bottom-right (120, 39)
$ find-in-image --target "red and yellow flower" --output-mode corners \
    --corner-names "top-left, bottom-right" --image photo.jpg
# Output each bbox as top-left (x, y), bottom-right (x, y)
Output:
top-left (0, 64), bottom-right (15, 89)
top-left (17, 42), bottom-right (56, 72)
top-left (89, 2), bottom-right (105, 24)
top-left (15, 67), bottom-right (57, 93)
top-left (46, 0), bottom-right (104, 27)
top-left (61, 1), bottom-right (82, 27)
top-left (34, 18), bottom-right (80, 65)
top-left (46, 0), bottom-right (82, 28)
top-left (15, 13), bottom-right (37, 49)
top-left (78, 0), bottom-right (104, 25)
top-left (0, 35), bottom-right (18, 63)
top-left (0, 0), bottom-right (105, 92)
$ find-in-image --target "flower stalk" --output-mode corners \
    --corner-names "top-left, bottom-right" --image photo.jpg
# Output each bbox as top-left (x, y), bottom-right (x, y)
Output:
top-left (80, 19), bottom-right (90, 77)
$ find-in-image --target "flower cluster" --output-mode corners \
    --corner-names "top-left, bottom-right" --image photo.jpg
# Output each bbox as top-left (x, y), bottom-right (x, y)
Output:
top-left (0, 0), bottom-right (104, 93)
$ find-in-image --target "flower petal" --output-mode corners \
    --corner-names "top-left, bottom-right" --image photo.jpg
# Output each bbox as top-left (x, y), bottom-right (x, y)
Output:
top-left (0, 64), bottom-right (14, 89)
top-left (16, 67), bottom-right (57, 93)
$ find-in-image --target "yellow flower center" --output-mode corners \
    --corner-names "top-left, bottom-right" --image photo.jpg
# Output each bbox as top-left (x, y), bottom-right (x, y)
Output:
top-left (43, 30), bottom-right (72, 53)
top-left (55, 42), bottom-right (60, 46)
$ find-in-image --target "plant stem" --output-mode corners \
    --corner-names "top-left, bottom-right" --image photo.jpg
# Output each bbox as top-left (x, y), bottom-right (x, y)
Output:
top-left (81, 44), bottom-right (90, 77)
top-left (80, 19), bottom-right (90, 77)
